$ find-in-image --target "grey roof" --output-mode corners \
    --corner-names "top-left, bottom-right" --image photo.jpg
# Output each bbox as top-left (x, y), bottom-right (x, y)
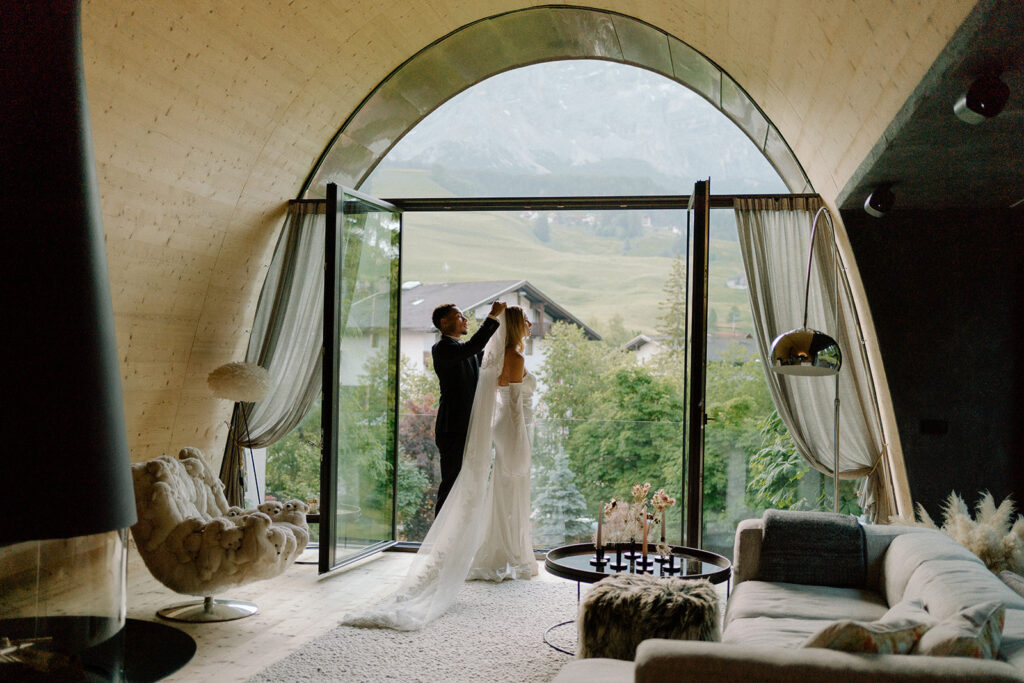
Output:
top-left (401, 280), bottom-right (601, 340)
top-left (622, 334), bottom-right (655, 351)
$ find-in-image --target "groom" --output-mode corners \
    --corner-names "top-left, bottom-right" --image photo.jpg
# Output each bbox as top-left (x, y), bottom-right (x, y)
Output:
top-left (431, 300), bottom-right (506, 515)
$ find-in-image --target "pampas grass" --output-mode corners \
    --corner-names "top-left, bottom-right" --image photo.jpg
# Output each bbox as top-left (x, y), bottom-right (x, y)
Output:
top-left (207, 361), bottom-right (271, 402)
top-left (890, 491), bottom-right (1024, 574)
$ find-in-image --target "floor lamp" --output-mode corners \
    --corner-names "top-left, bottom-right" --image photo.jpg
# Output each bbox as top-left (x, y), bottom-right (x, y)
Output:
top-left (209, 362), bottom-right (271, 506)
top-left (769, 206), bottom-right (844, 512)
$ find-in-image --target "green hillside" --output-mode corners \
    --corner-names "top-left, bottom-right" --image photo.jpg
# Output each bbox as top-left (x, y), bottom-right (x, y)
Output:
top-left (372, 169), bottom-right (755, 340)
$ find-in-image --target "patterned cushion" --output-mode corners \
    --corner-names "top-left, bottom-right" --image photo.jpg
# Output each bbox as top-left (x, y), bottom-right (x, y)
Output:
top-left (915, 601), bottom-right (1005, 658)
top-left (802, 603), bottom-right (930, 654)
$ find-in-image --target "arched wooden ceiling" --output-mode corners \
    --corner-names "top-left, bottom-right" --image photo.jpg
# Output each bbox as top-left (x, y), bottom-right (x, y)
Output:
top-left (79, 0), bottom-right (975, 463)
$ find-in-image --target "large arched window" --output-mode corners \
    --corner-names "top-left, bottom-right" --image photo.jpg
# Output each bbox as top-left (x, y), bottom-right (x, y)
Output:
top-left (301, 6), bottom-right (810, 198)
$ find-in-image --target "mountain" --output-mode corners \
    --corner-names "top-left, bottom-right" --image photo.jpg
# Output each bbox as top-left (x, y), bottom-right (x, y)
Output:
top-left (365, 60), bottom-right (787, 198)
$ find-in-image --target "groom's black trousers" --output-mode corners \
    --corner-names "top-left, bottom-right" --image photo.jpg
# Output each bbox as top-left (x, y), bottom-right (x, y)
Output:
top-left (434, 432), bottom-right (465, 516)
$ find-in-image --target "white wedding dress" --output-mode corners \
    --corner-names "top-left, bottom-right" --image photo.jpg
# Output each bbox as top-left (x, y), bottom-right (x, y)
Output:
top-left (340, 312), bottom-right (536, 631)
top-left (467, 370), bottom-right (538, 581)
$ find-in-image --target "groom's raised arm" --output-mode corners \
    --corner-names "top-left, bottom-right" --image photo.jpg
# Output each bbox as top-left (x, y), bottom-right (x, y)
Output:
top-left (433, 316), bottom-right (499, 369)
top-left (463, 316), bottom-right (499, 355)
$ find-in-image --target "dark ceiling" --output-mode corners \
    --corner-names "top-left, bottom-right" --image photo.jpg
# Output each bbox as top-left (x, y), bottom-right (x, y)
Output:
top-left (837, 0), bottom-right (1024, 212)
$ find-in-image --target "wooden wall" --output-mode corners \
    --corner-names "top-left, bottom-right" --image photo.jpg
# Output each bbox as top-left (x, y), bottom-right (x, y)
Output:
top-left (79, 0), bottom-right (975, 467)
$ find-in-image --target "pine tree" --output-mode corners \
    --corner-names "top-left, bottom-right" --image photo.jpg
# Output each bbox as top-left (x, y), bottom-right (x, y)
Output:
top-left (654, 253), bottom-right (687, 371)
top-left (532, 450), bottom-right (592, 548)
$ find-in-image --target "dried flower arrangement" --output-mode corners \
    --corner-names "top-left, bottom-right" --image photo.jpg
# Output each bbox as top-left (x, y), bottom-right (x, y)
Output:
top-left (890, 490), bottom-right (1024, 574)
top-left (594, 482), bottom-right (676, 550)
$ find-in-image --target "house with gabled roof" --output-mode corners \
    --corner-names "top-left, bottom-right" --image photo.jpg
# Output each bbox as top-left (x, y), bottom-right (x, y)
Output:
top-left (400, 280), bottom-right (601, 391)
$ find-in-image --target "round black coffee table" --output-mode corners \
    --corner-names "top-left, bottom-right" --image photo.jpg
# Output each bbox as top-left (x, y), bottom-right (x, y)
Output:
top-left (546, 542), bottom-right (731, 590)
top-left (542, 543), bottom-right (731, 655)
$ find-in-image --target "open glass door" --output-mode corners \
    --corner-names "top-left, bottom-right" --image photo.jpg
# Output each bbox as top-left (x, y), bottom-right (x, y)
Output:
top-left (321, 183), bottom-right (402, 573)
top-left (684, 179), bottom-right (711, 548)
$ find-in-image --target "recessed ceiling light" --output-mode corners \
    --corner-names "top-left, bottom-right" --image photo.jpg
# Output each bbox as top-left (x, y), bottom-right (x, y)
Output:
top-left (954, 74), bottom-right (1010, 124)
top-left (864, 184), bottom-right (895, 218)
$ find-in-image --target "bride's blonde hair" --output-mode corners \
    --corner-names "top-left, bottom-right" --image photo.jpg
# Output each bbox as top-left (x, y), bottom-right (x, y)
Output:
top-left (504, 306), bottom-right (530, 354)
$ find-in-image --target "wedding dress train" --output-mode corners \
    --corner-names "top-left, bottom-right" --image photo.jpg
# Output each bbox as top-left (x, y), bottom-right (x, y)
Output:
top-left (340, 312), bottom-right (535, 631)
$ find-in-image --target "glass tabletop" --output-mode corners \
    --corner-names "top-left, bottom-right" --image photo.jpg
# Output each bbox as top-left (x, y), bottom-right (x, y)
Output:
top-left (545, 542), bottom-right (731, 584)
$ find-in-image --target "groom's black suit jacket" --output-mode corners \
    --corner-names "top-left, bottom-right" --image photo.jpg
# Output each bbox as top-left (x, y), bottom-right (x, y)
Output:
top-left (432, 316), bottom-right (500, 441)
top-left (431, 316), bottom-right (500, 513)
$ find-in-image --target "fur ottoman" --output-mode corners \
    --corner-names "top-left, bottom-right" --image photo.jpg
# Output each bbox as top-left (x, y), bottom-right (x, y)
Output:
top-left (577, 573), bottom-right (720, 660)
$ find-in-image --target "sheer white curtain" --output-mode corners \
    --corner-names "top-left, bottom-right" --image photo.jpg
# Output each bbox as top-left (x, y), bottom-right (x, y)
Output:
top-left (220, 202), bottom-right (324, 505)
top-left (734, 197), bottom-right (893, 521)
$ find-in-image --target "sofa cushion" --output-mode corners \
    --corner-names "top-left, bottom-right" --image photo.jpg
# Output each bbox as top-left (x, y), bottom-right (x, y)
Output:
top-left (760, 509), bottom-right (866, 587)
top-left (802, 617), bottom-right (928, 654)
top-left (902, 559), bottom-right (1024, 620)
top-left (882, 530), bottom-right (984, 605)
top-left (632, 640), bottom-right (1024, 683)
top-left (1001, 571), bottom-right (1024, 598)
top-left (723, 616), bottom-right (832, 648)
top-left (863, 525), bottom-right (929, 591)
top-left (915, 601), bottom-right (1005, 658)
top-left (725, 580), bottom-right (888, 624)
top-left (999, 608), bottom-right (1024, 669)
top-left (883, 598), bottom-right (934, 624)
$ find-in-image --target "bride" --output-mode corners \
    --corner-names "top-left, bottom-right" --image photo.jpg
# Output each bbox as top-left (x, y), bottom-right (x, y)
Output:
top-left (341, 306), bottom-right (537, 630)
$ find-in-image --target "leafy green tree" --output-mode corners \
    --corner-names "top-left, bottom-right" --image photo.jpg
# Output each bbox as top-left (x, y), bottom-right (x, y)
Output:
top-left (748, 409), bottom-right (863, 515)
top-left (266, 399), bottom-right (322, 503)
top-left (538, 321), bottom-right (624, 423)
top-left (567, 366), bottom-right (685, 511)
top-left (532, 450), bottom-right (592, 548)
top-left (601, 313), bottom-right (640, 348)
top-left (747, 409), bottom-right (809, 509)
top-left (401, 353), bottom-right (439, 409)
top-left (396, 457), bottom-right (429, 540)
top-left (701, 346), bottom-right (774, 518)
top-left (395, 356), bottom-right (443, 540)
top-left (396, 394), bottom-right (440, 541)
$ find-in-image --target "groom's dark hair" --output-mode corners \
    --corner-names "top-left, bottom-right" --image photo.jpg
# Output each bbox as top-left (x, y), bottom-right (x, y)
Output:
top-left (432, 303), bottom-right (457, 330)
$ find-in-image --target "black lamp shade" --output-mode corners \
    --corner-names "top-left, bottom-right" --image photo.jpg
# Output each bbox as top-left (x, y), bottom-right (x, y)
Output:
top-left (2, 0), bottom-right (136, 544)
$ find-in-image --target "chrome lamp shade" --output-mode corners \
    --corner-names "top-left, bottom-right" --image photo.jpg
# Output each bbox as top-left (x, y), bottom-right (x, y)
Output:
top-left (769, 205), bottom-right (844, 513)
top-left (770, 327), bottom-right (842, 376)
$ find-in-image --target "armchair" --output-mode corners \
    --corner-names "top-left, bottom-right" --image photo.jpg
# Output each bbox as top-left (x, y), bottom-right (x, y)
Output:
top-left (130, 448), bottom-right (308, 622)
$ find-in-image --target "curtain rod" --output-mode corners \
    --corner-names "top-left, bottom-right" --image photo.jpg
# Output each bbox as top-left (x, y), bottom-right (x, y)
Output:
top-left (288, 193), bottom-right (820, 212)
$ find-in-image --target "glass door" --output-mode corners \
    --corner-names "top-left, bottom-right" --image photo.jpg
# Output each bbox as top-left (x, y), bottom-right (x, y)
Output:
top-left (684, 179), bottom-right (710, 548)
top-left (321, 184), bottom-right (402, 573)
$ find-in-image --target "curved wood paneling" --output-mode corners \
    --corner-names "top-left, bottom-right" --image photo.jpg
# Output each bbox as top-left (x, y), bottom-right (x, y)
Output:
top-left (79, 1), bottom-right (974, 464)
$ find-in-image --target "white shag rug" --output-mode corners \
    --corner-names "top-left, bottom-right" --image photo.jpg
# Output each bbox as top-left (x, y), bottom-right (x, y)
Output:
top-left (248, 579), bottom-right (580, 682)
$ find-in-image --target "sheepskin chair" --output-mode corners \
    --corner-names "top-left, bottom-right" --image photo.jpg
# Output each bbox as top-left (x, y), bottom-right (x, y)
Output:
top-left (577, 573), bottom-right (720, 660)
top-left (130, 447), bottom-right (309, 622)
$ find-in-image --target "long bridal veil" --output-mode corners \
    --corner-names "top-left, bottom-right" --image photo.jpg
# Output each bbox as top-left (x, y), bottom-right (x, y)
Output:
top-left (339, 312), bottom-right (507, 630)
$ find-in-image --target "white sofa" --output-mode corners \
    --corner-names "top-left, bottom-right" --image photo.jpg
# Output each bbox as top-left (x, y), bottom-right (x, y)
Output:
top-left (554, 514), bottom-right (1024, 682)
